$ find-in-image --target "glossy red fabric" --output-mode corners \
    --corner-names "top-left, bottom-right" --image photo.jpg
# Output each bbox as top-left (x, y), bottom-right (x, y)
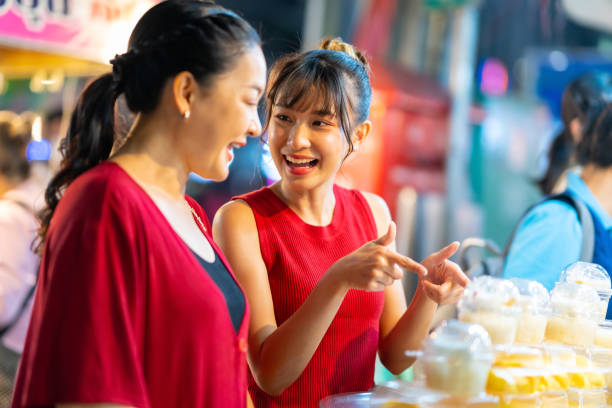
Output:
top-left (12, 162), bottom-right (249, 408)
top-left (234, 185), bottom-right (384, 408)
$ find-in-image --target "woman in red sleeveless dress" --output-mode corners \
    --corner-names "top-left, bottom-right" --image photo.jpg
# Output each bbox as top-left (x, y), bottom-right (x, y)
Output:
top-left (213, 38), bottom-right (469, 408)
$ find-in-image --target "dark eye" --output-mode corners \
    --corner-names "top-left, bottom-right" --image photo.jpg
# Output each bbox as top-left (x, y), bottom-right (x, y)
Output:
top-left (313, 120), bottom-right (329, 127)
top-left (276, 114), bottom-right (291, 122)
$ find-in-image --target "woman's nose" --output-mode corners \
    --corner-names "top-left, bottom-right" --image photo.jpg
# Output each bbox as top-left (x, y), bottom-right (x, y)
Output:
top-left (246, 114), bottom-right (262, 138)
top-left (287, 123), bottom-right (310, 149)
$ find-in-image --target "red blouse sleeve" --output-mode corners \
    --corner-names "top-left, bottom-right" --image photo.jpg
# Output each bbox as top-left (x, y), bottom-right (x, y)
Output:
top-left (13, 185), bottom-right (150, 407)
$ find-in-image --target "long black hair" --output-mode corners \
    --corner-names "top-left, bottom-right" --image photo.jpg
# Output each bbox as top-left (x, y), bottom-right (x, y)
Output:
top-left (539, 72), bottom-right (612, 193)
top-left (37, 0), bottom-right (260, 251)
top-left (582, 103), bottom-right (612, 168)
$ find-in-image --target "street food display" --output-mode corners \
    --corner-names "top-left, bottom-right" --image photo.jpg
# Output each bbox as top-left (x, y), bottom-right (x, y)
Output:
top-left (321, 262), bottom-right (612, 407)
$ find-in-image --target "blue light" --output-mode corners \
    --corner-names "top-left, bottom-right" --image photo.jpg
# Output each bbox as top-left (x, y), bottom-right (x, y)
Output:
top-left (26, 139), bottom-right (51, 161)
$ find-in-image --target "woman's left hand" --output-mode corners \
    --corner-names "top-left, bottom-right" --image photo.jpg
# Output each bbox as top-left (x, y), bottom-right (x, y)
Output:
top-left (419, 242), bottom-right (469, 305)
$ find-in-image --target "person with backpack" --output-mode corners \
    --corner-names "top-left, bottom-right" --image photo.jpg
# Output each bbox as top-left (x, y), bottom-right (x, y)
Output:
top-left (503, 95), bottom-right (612, 316)
top-left (11, 1), bottom-right (266, 407)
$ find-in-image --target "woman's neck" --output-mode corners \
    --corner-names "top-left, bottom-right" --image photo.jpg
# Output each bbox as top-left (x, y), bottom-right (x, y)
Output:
top-left (271, 179), bottom-right (336, 226)
top-left (582, 164), bottom-right (612, 217)
top-left (111, 114), bottom-right (188, 200)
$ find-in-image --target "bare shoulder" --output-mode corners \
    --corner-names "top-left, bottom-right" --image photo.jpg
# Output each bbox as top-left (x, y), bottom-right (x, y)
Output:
top-left (213, 199), bottom-right (266, 280)
top-left (213, 199), bottom-right (257, 235)
top-left (359, 191), bottom-right (391, 237)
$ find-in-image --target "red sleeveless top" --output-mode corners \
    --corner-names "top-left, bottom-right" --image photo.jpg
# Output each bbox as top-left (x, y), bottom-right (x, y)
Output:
top-left (234, 184), bottom-right (385, 408)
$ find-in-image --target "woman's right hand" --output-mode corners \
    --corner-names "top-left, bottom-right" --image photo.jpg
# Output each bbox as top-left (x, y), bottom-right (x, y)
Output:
top-left (324, 222), bottom-right (428, 292)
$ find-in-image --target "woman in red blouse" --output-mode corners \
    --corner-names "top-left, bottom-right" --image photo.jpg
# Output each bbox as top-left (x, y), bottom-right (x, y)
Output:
top-left (213, 38), bottom-right (469, 407)
top-left (12, 1), bottom-right (266, 407)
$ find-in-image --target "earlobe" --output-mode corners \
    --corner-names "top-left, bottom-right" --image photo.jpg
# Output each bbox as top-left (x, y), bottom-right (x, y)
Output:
top-left (352, 120), bottom-right (372, 148)
top-left (173, 71), bottom-right (196, 118)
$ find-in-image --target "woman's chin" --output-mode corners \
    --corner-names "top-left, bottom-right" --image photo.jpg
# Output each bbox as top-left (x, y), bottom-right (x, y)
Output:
top-left (190, 166), bottom-right (228, 183)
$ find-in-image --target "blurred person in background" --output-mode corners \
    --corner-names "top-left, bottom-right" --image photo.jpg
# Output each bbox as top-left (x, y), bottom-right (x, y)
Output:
top-left (0, 112), bottom-right (39, 408)
top-left (504, 95), bottom-right (612, 299)
top-left (41, 108), bottom-right (64, 173)
top-left (213, 38), bottom-right (469, 408)
top-left (12, 1), bottom-right (266, 407)
top-left (538, 73), bottom-right (611, 195)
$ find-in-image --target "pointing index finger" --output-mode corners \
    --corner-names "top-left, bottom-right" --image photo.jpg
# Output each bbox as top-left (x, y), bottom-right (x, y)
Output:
top-left (386, 251), bottom-right (427, 277)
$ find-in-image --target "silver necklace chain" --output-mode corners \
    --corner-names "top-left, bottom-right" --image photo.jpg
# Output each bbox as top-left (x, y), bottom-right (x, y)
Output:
top-left (187, 204), bottom-right (207, 233)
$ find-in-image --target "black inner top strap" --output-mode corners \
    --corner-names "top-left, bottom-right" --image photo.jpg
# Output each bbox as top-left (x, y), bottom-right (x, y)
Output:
top-left (190, 250), bottom-right (245, 333)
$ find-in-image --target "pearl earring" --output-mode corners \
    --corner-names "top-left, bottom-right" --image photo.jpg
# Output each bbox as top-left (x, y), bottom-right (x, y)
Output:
top-left (183, 110), bottom-right (190, 119)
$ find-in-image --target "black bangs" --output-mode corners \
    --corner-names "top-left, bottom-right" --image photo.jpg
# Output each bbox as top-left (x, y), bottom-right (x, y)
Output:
top-left (264, 52), bottom-right (356, 150)
top-left (276, 62), bottom-right (343, 115)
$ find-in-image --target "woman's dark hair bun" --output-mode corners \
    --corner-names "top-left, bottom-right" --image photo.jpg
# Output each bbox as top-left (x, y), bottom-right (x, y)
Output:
top-left (320, 37), bottom-right (370, 73)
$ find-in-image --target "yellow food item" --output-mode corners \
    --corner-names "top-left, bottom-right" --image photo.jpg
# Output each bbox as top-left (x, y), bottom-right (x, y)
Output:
top-left (494, 349), bottom-right (544, 369)
top-left (486, 369), bottom-right (547, 395)
top-left (539, 376), bottom-right (563, 392)
top-left (380, 402), bottom-right (419, 408)
top-left (487, 369), bottom-right (518, 394)
top-left (515, 376), bottom-right (540, 394)
top-left (568, 372), bottom-right (589, 389)
top-left (566, 371), bottom-right (605, 389)
top-left (552, 374), bottom-right (570, 390)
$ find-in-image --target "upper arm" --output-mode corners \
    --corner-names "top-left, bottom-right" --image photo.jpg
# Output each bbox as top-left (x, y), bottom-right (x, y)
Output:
top-left (212, 200), bottom-right (278, 365)
top-left (503, 201), bottom-right (582, 290)
top-left (361, 192), bottom-right (407, 341)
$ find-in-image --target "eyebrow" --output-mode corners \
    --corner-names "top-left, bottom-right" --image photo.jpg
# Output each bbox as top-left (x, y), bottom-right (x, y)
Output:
top-left (275, 104), bottom-right (335, 117)
top-left (313, 109), bottom-right (334, 117)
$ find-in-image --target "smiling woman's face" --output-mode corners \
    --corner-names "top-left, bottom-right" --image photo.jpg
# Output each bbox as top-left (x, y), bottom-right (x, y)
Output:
top-left (267, 95), bottom-right (350, 193)
top-left (181, 45), bottom-right (267, 182)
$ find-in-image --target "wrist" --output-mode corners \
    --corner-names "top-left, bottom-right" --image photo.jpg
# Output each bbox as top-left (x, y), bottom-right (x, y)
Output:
top-left (416, 280), bottom-right (438, 306)
top-left (319, 267), bottom-right (349, 297)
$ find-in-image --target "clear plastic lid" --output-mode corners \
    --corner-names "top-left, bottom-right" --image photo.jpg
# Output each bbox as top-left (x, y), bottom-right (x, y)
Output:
top-left (529, 343), bottom-right (577, 368)
top-left (458, 276), bottom-right (521, 314)
top-left (550, 282), bottom-right (601, 319)
top-left (560, 261), bottom-right (611, 290)
top-left (422, 319), bottom-right (493, 360)
top-left (373, 381), bottom-right (445, 404)
top-left (590, 345), bottom-right (612, 366)
top-left (492, 345), bottom-right (544, 367)
top-left (509, 278), bottom-right (551, 314)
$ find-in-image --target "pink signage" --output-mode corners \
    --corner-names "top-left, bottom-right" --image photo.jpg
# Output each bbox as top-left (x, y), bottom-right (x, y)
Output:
top-left (0, 0), bottom-right (158, 63)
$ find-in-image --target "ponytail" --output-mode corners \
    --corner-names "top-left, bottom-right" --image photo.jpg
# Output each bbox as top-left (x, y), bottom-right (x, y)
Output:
top-left (36, 73), bottom-right (119, 252)
top-left (538, 129), bottom-right (574, 194)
